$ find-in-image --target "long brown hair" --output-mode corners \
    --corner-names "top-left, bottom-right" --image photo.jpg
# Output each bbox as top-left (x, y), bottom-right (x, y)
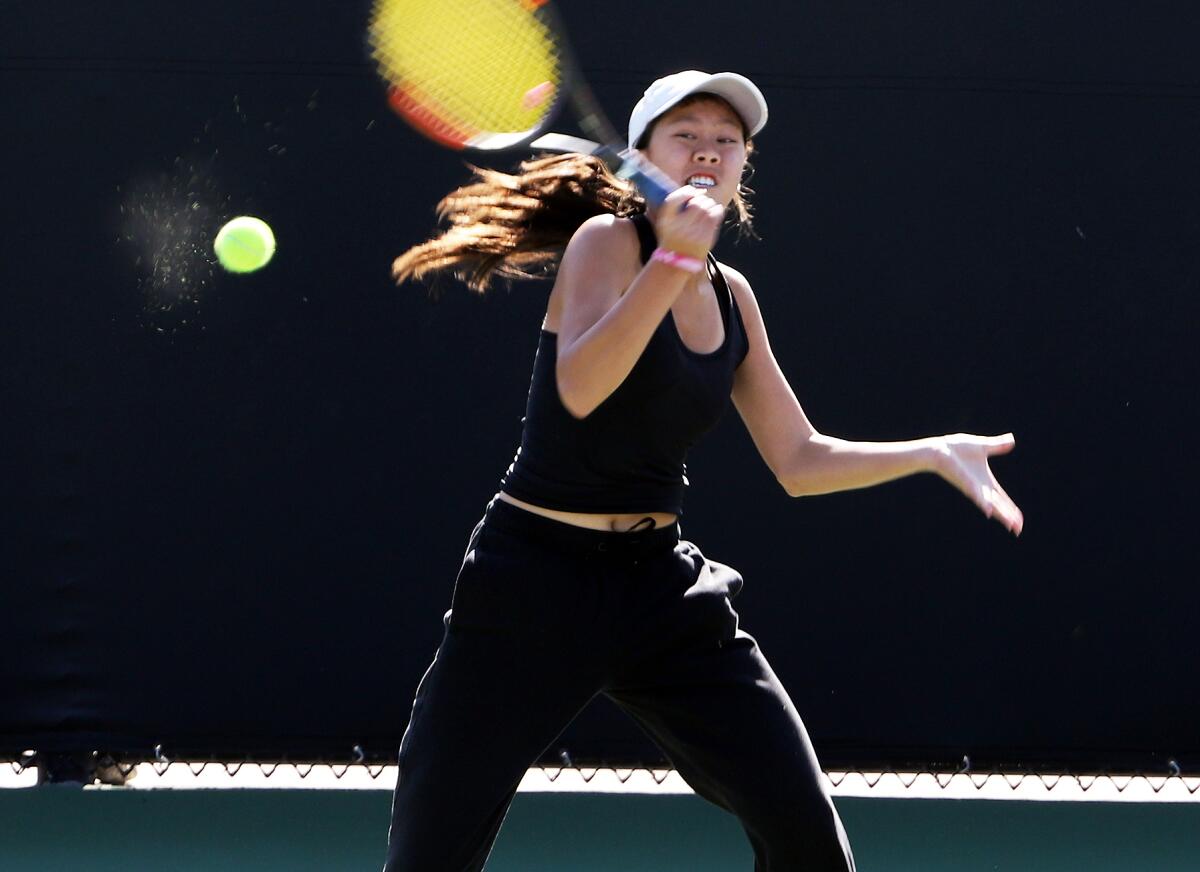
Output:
top-left (392, 94), bottom-right (757, 293)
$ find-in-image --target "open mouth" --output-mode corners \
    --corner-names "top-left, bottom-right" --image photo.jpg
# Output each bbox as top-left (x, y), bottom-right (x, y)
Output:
top-left (686, 173), bottom-right (718, 189)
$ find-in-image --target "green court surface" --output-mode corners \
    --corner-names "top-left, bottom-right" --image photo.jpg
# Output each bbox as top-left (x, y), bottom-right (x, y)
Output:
top-left (2, 788), bottom-right (1199, 871)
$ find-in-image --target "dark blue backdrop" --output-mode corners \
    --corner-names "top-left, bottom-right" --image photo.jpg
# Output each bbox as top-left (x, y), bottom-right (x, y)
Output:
top-left (3, 1), bottom-right (1197, 775)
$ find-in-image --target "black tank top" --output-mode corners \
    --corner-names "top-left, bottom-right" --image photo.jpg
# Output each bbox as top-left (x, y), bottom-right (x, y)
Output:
top-left (499, 213), bottom-right (750, 515)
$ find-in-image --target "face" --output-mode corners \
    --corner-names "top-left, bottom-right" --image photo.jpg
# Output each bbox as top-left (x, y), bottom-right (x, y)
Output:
top-left (641, 97), bottom-right (748, 208)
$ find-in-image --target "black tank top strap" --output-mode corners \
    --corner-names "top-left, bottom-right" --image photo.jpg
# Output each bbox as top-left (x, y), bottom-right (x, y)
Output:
top-left (707, 252), bottom-right (732, 325)
top-left (629, 211), bottom-right (657, 263)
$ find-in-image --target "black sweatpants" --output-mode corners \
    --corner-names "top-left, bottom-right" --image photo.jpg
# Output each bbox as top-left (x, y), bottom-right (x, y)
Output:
top-left (383, 497), bottom-right (856, 872)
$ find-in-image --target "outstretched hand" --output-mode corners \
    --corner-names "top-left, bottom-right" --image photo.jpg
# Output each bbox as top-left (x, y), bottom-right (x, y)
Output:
top-left (933, 433), bottom-right (1024, 536)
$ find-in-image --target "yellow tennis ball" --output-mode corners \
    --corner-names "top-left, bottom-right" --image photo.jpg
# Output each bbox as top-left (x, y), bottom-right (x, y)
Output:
top-left (214, 216), bottom-right (276, 273)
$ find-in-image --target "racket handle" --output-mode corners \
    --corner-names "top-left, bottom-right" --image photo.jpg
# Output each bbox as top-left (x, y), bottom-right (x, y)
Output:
top-left (609, 148), bottom-right (675, 206)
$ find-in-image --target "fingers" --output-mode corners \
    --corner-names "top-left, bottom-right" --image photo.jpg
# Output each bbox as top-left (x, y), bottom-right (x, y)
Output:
top-left (979, 436), bottom-right (1021, 534)
top-left (945, 432), bottom-right (1016, 455)
top-left (654, 186), bottom-right (725, 260)
top-left (970, 464), bottom-right (1021, 532)
top-left (668, 186), bottom-right (725, 226)
top-left (663, 184), bottom-right (717, 211)
top-left (983, 432), bottom-right (1016, 456)
top-left (985, 482), bottom-right (1024, 536)
top-left (943, 441), bottom-right (1024, 536)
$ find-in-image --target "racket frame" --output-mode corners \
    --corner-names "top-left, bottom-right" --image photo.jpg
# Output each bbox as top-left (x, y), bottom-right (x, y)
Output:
top-left (533, 1), bottom-right (675, 204)
top-left (370, 0), bottom-right (675, 205)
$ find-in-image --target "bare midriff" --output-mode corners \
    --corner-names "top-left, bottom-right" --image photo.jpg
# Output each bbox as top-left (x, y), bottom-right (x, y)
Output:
top-left (497, 491), bottom-right (678, 533)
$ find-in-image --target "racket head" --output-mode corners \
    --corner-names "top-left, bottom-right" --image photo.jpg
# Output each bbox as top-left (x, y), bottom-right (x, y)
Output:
top-left (368, 0), bottom-right (572, 151)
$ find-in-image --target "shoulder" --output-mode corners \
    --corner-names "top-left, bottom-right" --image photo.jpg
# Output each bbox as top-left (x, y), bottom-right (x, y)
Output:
top-left (545, 214), bottom-right (642, 331)
top-left (561, 213), bottom-right (641, 265)
top-left (714, 259), bottom-right (763, 321)
top-left (555, 214), bottom-right (643, 292)
top-left (715, 259), bottom-right (750, 292)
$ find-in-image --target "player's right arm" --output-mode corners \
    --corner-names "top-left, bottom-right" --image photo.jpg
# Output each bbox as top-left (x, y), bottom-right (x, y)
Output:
top-left (548, 188), bottom-right (723, 419)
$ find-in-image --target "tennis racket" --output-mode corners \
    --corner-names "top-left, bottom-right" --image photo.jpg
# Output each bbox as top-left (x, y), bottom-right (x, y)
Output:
top-left (366, 0), bottom-right (676, 205)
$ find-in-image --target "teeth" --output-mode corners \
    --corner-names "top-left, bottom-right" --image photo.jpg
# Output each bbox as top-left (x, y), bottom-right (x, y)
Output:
top-left (688, 175), bottom-right (716, 188)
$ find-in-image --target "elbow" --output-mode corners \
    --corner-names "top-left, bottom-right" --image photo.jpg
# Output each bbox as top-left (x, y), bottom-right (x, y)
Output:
top-left (777, 437), bottom-right (824, 497)
top-left (781, 469), bottom-right (832, 498)
top-left (777, 461), bottom-right (810, 497)
top-left (779, 474), bottom-right (811, 498)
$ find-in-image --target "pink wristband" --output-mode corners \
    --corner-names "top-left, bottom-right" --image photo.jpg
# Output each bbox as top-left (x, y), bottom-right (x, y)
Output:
top-left (651, 247), bottom-right (705, 274)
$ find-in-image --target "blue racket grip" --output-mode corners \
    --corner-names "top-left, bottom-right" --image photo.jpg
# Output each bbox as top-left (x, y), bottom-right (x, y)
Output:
top-left (614, 149), bottom-right (675, 207)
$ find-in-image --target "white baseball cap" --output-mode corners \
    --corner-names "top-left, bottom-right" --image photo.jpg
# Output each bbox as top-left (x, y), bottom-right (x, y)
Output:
top-left (627, 70), bottom-right (768, 150)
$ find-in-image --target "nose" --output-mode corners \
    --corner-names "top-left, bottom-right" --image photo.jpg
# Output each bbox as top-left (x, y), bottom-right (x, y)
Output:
top-left (693, 145), bottom-right (720, 164)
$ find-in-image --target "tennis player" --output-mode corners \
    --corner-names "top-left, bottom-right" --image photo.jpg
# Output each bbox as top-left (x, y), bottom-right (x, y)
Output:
top-left (382, 69), bottom-right (1022, 872)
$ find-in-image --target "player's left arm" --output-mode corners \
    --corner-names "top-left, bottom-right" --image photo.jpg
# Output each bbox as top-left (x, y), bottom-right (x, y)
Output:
top-left (724, 265), bottom-right (1023, 535)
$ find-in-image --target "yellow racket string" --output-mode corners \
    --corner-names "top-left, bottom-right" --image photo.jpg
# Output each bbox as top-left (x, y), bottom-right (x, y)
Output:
top-left (369, 0), bottom-right (561, 138)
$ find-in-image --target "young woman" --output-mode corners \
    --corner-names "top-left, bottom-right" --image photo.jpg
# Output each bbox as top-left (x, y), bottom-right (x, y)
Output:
top-left (382, 70), bottom-right (1022, 872)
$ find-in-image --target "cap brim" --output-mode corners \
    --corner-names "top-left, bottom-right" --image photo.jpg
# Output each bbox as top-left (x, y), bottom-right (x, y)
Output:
top-left (679, 72), bottom-right (768, 138)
